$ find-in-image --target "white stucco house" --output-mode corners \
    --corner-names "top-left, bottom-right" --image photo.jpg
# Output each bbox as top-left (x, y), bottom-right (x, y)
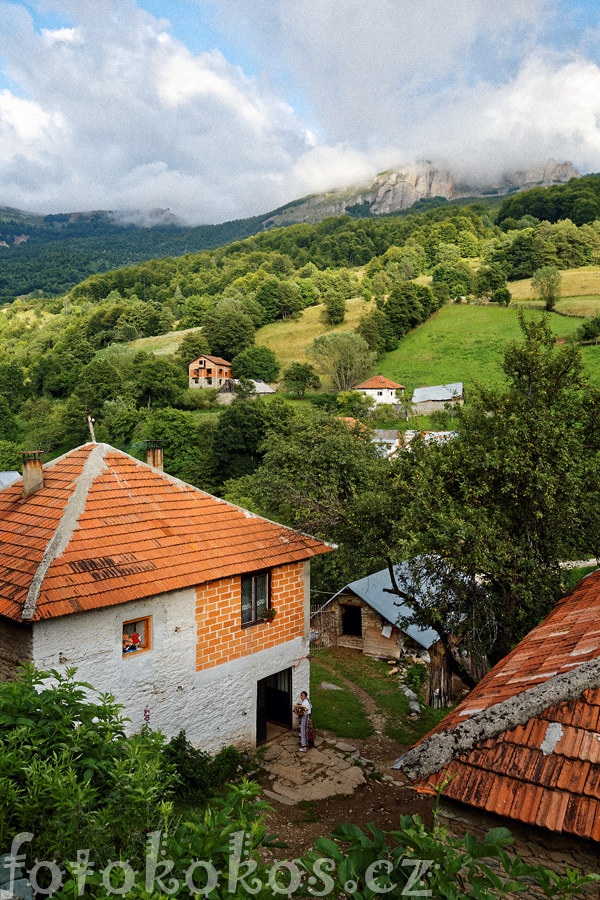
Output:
top-left (0, 444), bottom-right (331, 751)
top-left (353, 374), bottom-right (405, 405)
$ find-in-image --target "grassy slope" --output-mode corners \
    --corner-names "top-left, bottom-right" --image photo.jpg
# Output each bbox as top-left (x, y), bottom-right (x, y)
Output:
top-left (257, 297), bottom-right (374, 372)
top-left (376, 305), bottom-right (600, 391)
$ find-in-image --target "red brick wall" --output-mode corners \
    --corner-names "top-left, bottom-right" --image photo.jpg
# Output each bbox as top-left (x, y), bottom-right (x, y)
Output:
top-left (195, 562), bottom-right (305, 671)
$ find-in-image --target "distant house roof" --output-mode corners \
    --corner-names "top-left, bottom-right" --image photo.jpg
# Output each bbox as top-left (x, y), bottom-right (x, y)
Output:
top-left (373, 430), bottom-right (400, 442)
top-left (190, 354), bottom-right (232, 367)
top-left (354, 374), bottom-right (405, 391)
top-left (235, 379), bottom-right (275, 394)
top-left (412, 383), bottom-right (463, 404)
top-left (0, 471), bottom-right (19, 488)
top-left (0, 443), bottom-right (332, 624)
top-left (397, 568), bottom-right (600, 843)
top-left (319, 565), bottom-right (440, 649)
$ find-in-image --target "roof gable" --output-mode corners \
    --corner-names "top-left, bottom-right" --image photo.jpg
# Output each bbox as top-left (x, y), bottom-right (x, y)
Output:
top-left (353, 374), bottom-right (405, 391)
top-left (190, 354), bottom-right (232, 367)
top-left (0, 444), bottom-right (331, 623)
top-left (398, 568), bottom-right (600, 841)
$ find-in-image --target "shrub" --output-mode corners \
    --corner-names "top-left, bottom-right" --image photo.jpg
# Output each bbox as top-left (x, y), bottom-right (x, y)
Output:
top-left (163, 731), bottom-right (250, 802)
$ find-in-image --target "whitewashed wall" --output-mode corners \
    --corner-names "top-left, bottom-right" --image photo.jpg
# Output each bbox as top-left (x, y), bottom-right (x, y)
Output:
top-left (31, 561), bottom-right (311, 752)
top-left (358, 387), bottom-right (399, 406)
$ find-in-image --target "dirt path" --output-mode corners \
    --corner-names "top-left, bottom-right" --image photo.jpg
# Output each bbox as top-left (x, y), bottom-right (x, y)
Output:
top-left (258, 657), bottom-right (435, 857)
top-left (315, 656), bottom-right (388, 735)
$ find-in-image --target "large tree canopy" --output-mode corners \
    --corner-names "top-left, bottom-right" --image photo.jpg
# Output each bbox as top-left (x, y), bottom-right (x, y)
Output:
top-left (388, 314), bottom-right (600, 677)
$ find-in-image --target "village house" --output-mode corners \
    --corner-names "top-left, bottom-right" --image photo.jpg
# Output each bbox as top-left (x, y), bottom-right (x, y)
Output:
top-left (372, 429), bottom-right (401, 458)
top-left (396, 568), bottom-right (600, 881)
top-left (352, 374), bottom-right (405, 406)
top-left (411, 382), bottom-right (464, 416)
top-left (188, 354), bottom-right (232, 389)
top-left (0, 444), bottom-right (331, 751)
top-left (216, 378), bottom-right (276, 405)
top-left (310, 565), bottom-right (475, 706)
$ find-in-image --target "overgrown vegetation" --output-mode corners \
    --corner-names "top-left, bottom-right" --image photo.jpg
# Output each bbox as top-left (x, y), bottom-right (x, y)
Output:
top-left (0, 666), bottom-right (250, 871)
top-left (0, 666), bottom-right (595, 897)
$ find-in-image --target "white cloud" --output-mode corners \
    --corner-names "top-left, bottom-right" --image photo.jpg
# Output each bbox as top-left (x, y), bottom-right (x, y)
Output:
top-left (0, 0), bottom-right (599, 222)
top-left (0, 0), bottom-right (317, 220)
top-left (418, 53), bottom-right (600, 180)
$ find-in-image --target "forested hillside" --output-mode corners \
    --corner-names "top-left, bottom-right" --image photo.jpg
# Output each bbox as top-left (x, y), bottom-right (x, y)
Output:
top-left (2, 191), bottom-right (600, 496)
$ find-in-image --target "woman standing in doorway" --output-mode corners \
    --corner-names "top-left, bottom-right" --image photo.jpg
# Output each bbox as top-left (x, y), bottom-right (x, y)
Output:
top-left (296, 691), bottom-right (314, 752)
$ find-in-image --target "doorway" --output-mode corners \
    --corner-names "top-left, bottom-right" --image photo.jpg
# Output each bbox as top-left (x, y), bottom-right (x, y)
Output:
top-left (256, 668), bottom-right (292, 745)
top-left (341, 603), bottom-right (362, 637)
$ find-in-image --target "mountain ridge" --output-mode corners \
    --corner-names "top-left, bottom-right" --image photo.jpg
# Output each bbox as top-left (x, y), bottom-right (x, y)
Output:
top-left (262, 158), bottom-right (580, 227)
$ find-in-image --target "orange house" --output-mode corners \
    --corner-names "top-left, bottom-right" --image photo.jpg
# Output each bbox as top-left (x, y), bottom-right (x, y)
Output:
top-left (189, 354), bottom-right (233, 389)
top-left (0, 444), bottom-right (331, 749)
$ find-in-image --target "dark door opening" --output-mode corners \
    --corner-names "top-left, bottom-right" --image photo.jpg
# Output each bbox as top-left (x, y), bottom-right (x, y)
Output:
top-left (341, 603), bottom-right (362, 637)
top-left (256, 668), bottom-right (292, 745)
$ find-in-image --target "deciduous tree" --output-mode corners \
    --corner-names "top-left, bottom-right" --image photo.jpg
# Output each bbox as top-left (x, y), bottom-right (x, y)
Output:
top-left (307, 332), bottom-right (376, 393)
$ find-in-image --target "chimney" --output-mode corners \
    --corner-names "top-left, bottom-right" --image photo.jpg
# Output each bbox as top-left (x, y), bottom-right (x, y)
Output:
top-left (145, 440), bottom-right (164, 472)
top-left (21, 451), bottom-right (44, 498)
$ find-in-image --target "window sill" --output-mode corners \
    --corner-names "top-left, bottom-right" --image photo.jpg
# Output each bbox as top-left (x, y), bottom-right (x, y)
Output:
top-left (122, 647), bottom-right (151, 658)
top-left (241, 618), bottom-right (271, 629)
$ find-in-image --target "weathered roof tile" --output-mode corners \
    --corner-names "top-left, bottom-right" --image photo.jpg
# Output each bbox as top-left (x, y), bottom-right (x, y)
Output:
top-left (0, 443), bottom-right (331, 622)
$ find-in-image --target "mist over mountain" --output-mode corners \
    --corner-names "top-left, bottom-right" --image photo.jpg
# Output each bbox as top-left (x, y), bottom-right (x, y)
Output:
top-left (262, 159), bottom-right (580, 228)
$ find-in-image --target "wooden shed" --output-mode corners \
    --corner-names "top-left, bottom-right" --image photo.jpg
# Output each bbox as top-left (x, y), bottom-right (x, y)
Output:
top-left (311, 566), bottom-right (482, 706)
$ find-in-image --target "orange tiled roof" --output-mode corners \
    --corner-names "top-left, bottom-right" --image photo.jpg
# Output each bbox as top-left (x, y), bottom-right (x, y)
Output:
top-left (403, 569), bottom-right (600, 841)
top-left (353, 374), bottom-right (405, 391)
top-left (0, 444), bottom-right (331, 623)
top-left (190, 354), bottom-right (231, 367)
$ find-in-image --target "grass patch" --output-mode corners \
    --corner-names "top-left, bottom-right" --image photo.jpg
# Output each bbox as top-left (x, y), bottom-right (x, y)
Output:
top-left (296, 800), bottom-right (322, 823)
top-left (562, 565), bottom-right (598, 595)
top-left (257, 297), bottom-right (374, 378)
top-left (310, 660), bottom-right (374, 739)
top-left (313, 649), bottom-right (450, 745)
top-left (377, 305), bottom-right (583, 394)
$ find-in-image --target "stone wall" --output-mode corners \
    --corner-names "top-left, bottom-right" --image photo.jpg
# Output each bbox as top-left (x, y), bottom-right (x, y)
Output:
top-left (30, 561), bottom-right (311, 752)
top-left (438, 799), bottom-right (600, 895)
top-left (0, 617), bottom-right (32, 680)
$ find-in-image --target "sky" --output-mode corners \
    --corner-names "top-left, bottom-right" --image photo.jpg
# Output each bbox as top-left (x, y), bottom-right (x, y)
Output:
top-left (1, 0), bottom-right (600, 223)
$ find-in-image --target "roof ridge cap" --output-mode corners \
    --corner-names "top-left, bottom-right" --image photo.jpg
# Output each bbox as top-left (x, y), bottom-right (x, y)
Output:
top-left (22, 443), bottom-right (110, 620)
top-left (397, 654), bottom-right (600, 780)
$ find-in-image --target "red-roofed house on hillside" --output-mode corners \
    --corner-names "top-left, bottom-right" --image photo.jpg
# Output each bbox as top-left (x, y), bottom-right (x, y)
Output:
top-left (189, 354), bottom-right (232, 389)
top-left (352, 374), bottom-right (405, 406)
top-left (0, 444), bottom-right (331, 750)
top-left (396, 568), bottom-right (600, 878)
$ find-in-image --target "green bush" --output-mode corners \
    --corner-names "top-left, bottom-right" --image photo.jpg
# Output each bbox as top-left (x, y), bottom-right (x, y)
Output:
top-left (163, 731), bottom-right (250, 802)
top-left (404, 660), bottom-right (428, 692)
top-left (0, 666), bottom-right (174, 867)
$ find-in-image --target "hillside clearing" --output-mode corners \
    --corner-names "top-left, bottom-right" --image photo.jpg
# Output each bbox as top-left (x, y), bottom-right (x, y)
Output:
top-left (510, 266), bottom-right (600, 316)
top-left (257, 297), bottom-right (374, 372)
top-left (129, 326), bottom-right (202, 356)
top-left (377, 305), bottom-right (592, 392)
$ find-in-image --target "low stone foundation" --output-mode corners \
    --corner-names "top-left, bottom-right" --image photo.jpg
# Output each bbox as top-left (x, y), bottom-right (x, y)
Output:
top-left (437, 799), bottom-right (600, 896)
